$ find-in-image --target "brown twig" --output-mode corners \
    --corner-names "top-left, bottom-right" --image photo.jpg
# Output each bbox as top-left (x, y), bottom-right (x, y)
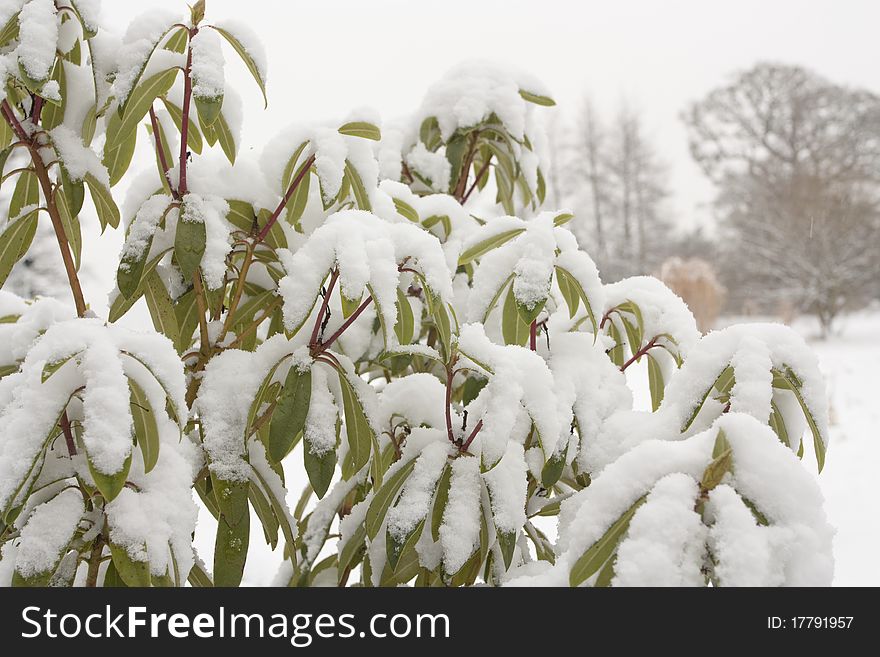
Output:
top-left (256, 154), bottom-right (316, 243)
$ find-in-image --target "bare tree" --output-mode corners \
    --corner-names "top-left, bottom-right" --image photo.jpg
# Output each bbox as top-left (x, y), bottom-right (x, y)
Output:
top-left (685, 63), bottom-right (880, 335)
top-left (561, 99), bottom-right (671, 280)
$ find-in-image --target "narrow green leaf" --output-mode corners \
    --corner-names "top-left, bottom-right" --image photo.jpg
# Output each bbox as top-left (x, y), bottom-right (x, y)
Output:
top-left (365, 458), bottom-right (416, 540)
top-left (569, 496), bottom-right (646, 586)
top-left (129, 378), bottom-right (160, 473)
top-left (268, 366), bottom-right (312, 463)
top-left (109, 541), bottom-right (152, 587)
top-left (458, 228), bottom-right (525, 266)
top-left (212, 475), bottom-right (250, 587)
top-left (85, 173), bottom-right (120, 230)
top-left (338, 121), bottom-right (381, 140)
top-left (87, 450), bottom-right (132, 503)
top-left (209, 25), bottom-right (268, 107)
top-left (518, 89), bottom-right (556, 106)
top-left (106, 68), bottom-right (178, 152)
top-left (430, 464), bottom-right (452, 542)
top-left (143, 271), bottom-right (179, 343)
top-left (646, 352), bottom-right (664, 412)
top-left (175, 202), bottom-right (207, 280)
top-left (337, 371), bottom-right (374, 480)
top-left (502, 284), bottom-right (530, 346)
top-left (0, 213), bottom-right (39, 287)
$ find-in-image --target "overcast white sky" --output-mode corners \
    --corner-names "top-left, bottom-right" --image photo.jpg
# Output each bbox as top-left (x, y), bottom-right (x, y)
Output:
top-left (101, 0), bottom-right (880, 234)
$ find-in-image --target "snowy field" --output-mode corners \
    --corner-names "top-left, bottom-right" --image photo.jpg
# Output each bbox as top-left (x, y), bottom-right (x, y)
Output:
top-left (189, 307), bottom-right (880, 586)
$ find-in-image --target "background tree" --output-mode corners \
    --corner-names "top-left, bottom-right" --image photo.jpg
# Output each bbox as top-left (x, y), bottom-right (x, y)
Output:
top-left (559, 99), bottom-right (671, 281)
top-left (684, 62), bottom-right (880, 335)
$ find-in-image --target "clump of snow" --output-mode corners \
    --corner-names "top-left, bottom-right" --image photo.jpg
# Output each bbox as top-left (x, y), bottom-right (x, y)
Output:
top-left (440, 455), bottom-right (481, 573)
top-left (111, 9), bottom-right (179, 105)
top-left (14, 488), bottom-right (83, 578)
top-left (405, 142), bottom-right (450, 192)
top-left (190, 27), bottom-right (224, 100)
top-left (386, 441), bottom-right (449, 541)
top-left (118, 194), bottom-right (172, 266)
top-left (181, 193), bottom-right (231, 290)
top-left (213, 19), bottom-right (267, 84)
top-left (482, 441), bottom-right (527, 533)
top-left (16, 0), bottom-right (58, 82)
top-left (278, 210), bottom-right (453, 342)
top-left (50, 125), bottom-right (110, 187)
top-left (304, 364), bottom-right (338, 456)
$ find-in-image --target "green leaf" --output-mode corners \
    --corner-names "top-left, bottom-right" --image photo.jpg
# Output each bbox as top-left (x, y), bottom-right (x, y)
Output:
top-left (129, 378), bottom-right (160, 473)
top-left (771, 368), bottom-right (827, 472)
top-left (10, 168), bottom-right (39, 220)
top-left (496, 529), bottom-right (517, 570)
top-left (386, 519), bottom-right (424, 573)
top-left (117, 200), bottom-right (170, 299)
top-left (769, 398), bottom-right (790, 447)
top-left (701, 429), bottom-right (733, 491)
top-left (393, 288), bottom-right (415, 345)
top-left (393, 198), bottom-right (419, 223)
top-left (458, 228), bottom-right (525, 266)
top-left (187, 559), bottom-right (214, 587)
top-left (212, 475), bottom-right (250, 587)
top-left (102, 121), bottom-right (137, 187)
top-left (0, 11), bottom-right (19, 48)
top-left (268, 365), bottom-right (312, 463)
top-left (501, 284), bottom-right (530, 347)
top-left (109, 542), bottom-right (152, 587)
top-left (594, 553), bottom-right (617, 587)
top-left (40, 60), bottom-right (66, 131)
top-left (87, 450), bottom-right (132, 503)
top-left (175, 202), bottom-right (207, 280)
top-left (338, 524), bottom-right (366, 581)
top-left (143, 271), bottom-right (179, 343)
top-left (555, 266), bottom-right (598, 335)
top-left (518, 89), bottom-right (556, 106)
top-left (54, 188), bottom-right (82, 271)
top-left (81, 104), bottom-right (97, 146)
top-left (304, 438), bottom-right (336, 500)
top-left (102, 559), bottom-right (128, 587)
top-left (209, 25), bottom-right (268, 108)
top-left (646, 352), bottom-right (665, 412)
top-left (195, 94), bottom-right (223, 128)
top-left (106, 68), bottom-right (178, 152)
top-left (164, 27), bottom-right (189, 53)
top-left (162, 96), bottom-right (203, 154)
top-left (569, 495), bottom-right (646, 586)
top-left (250, 464), bottom-right (297, 552)
top-left (552, 211), bottom-right (573, 226)
top-left (214, 110), bottom-right (237, 164)
top-left (85, 173), bottom-right (120, 230)
top-left (343, 159), bottom-right (371, 210)
top-left (60, 167), bottom-right (85, 217)
top-left (0, 213), bottom-right (39, 287)
top-left (541, 440), bottom-right (568, 488)
top-left (682, 366), bottom-right (735, 432)
top-left (430, 464), bottom-right (453, 542)
top-left (338, 121), bottom-right (381, 140)
top-left (337, 371), bottom-right (374, 480)
top-left (284, 159), bottom-right (312, 227)
top-left (248, 480), bottom-right (279, 548)
top-left (365, 458), bottom-right (416, 540)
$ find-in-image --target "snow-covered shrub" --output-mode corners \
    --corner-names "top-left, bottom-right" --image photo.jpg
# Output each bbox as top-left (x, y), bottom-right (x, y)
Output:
top-left (0, 0), bottom-right (832, 587)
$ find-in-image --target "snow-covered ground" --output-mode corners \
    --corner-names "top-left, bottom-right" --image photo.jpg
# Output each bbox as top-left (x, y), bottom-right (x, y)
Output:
top-left (801, 311), bottom-right (880, 586)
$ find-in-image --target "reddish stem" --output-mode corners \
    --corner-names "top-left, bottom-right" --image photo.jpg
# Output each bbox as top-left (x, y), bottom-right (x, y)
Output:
top-left (620, 337), bottom-right (658, 372)
top-left (256, 154), bottom-right (316, 243)
top-left (529, 319), bottom-right (537, 351)
top-left (461, 156), bottom-right (492, 204)
top-left (308, 269), bottom-right (339, 348)
top-left (461, 420), bottom-right (483, 451)
top-left (312, 295), bottom-right (373, 356)
top-left (178, 28), bottom-right (196, 197)
top-left (60, 412), bottom-right (77, 456)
